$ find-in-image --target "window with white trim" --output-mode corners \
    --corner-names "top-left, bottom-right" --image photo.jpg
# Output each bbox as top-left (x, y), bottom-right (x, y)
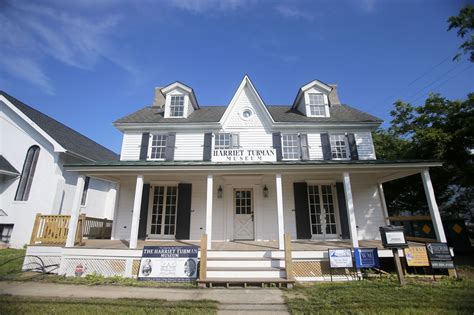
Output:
top-left (308, 93), bottom-right (326, 116)
top-left (214, 133), bottom-right (231, 149)
top-left (282, 134), bottom-right (300, 160)
top-left (330, 134), bottom-right (349, 159)
top-left (149, 134), bottom-right (167, 160)
top-left (170, 95), bottom-right (185, 117)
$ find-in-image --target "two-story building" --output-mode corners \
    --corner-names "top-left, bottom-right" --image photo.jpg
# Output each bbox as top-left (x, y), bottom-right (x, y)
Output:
top-left (24, 76), bottom-right (446, 282)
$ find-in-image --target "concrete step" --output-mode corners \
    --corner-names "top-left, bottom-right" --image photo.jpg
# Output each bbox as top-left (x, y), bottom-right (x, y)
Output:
top-left (198, 277), bottom-right (294, 288)
top-left (207, 269), bottom-right (286, 279)
top-left (207, 251), bottom-right (284, 259)
top-left (207, 259), bottom-right (285, 268)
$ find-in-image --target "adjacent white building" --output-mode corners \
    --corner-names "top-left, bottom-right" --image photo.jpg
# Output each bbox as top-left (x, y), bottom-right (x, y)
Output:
top-left (0, 91), bottom-right (118, 248)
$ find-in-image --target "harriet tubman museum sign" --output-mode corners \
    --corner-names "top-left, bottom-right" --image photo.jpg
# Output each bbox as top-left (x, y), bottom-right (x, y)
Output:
top-left (138, 246), bottom-right (198, 282)
top-left (213, 149), bottom-right (276, 162)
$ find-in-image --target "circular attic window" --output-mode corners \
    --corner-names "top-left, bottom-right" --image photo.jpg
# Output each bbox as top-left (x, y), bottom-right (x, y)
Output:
top-left (241, 108), bottom-right (253, 120)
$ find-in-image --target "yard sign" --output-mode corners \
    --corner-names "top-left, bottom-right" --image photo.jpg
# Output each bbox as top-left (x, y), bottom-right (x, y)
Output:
top-left (138, 246), bottom-right (198, 282)
top-left (354, 248), bottom-right (379, 269)
top-left (328, 248), bottom-right (353, 268)
top-left (404, 246), bottom-right (430, 267)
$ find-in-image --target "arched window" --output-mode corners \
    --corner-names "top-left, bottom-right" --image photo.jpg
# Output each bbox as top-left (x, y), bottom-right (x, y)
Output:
top-left (15, 145), bottom-right (40, 201)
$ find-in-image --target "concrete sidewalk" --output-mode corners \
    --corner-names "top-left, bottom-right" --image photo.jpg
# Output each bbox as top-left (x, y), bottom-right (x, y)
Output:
top-left (0, 282), bottom-right (289, 314)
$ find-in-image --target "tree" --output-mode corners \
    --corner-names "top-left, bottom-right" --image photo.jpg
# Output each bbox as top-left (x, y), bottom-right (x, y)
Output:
top-left (448, 4), bottom-right (474, 62)
top-left (373, 93), bottom-right (474, 219)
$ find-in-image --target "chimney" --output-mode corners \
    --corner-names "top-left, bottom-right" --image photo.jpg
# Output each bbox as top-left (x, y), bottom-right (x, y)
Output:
top-left (328, 84), bottom-right (341, 105)
top-left (152, 87), bottom-right (166, 108)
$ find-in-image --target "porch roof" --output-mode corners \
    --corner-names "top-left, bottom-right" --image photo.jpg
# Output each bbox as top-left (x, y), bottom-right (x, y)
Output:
top-left (0, 155), bottom-right (20, 177)
top-left (64, 159), bottom-right (442, 183)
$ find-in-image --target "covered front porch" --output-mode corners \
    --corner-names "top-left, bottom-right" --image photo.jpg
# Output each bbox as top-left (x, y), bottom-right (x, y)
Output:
top-left (60, 160), bottom-right (447, 251)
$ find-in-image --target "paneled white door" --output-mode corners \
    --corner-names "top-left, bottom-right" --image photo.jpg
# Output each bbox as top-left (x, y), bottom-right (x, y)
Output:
top-left (307, 184), bottom-right (338, 239)
top-left (233, 189), bottom-right (254, 240)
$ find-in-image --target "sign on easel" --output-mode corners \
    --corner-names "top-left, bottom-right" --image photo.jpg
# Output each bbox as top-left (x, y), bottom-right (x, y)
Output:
top-left (354, 248), bottom-right (379, 269)
top-left (138, 246), bottom-right (198, 282)
top-left (328, 249), bottom-right (353, 268)
top-left (426, 243), bottom-right (454, 269)
top-left (404, 246), bottom-right (430, 267)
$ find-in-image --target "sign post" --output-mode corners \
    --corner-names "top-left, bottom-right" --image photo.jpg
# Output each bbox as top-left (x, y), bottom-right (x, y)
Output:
top-left (379, 226), bottom-right (408, 286)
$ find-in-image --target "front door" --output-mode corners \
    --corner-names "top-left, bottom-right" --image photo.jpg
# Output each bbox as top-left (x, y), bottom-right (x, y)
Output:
top-left (147, 186), bottom-right (178, 238)
top-left (307, 184), bottom-right (338, 239)
top-left (233, 189), bottom-right (254, 240)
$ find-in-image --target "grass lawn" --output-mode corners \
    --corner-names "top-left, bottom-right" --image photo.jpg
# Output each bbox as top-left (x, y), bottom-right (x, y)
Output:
top-left (0, 296), bottom-right (217, 314)
top-left (285, 278), bottom-right (474, 315)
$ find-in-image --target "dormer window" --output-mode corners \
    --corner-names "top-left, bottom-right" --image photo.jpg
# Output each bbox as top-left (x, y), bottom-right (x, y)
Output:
top-left (308, 93), bottom-right (325, 116)
top-left (170, 95), bottom-right (185, 117)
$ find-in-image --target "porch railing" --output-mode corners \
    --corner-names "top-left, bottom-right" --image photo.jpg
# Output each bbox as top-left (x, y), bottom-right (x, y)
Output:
top-left (30, 213), bottom-right (113, 245)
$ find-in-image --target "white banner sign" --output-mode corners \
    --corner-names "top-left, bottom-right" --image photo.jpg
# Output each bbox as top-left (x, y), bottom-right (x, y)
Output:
top-left (138, 246), bottom-right (198, 282)
top-left (329, 248), bottom-right (353, 268)
top-left (212, 149), bottom-right (276, 162)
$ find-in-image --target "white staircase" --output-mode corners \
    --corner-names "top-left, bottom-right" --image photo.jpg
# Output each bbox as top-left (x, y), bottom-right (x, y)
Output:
top-left (199, 250), bottom-right (294, 287)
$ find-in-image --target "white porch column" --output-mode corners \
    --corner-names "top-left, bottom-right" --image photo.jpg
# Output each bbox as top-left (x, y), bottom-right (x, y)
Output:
top-left (206, 174), bottom-right (213, 249)
top-left (342, 172), bottom-right (359, 248)
top-left (129, 175), bottom-right (144, 249)
top-left (65, 175), bottom-right (86, 247)
top-left (421, 169), bottom-right (447, 243)
top-left (377, 183), bottom-right (391, 225)
top-left (275, 174), bottom-right (285, 250)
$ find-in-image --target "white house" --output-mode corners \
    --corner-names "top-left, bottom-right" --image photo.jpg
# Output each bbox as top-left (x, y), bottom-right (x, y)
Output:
top-left (0, 91), bottom-right (119, 248)
top-left (23, 76), bottom-right (446, 283)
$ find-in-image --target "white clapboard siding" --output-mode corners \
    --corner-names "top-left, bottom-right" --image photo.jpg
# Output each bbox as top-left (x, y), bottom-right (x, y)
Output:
top-left (174, 133), bottom-right (205, 161)
top-left (307, 133), bottom-right (323, 160)
top-left (120, 132), bottom-right (142, 161)
top-left (236, 130), bottom-right (273, 150)
top-left (355, 132), bottom-right (376, 160)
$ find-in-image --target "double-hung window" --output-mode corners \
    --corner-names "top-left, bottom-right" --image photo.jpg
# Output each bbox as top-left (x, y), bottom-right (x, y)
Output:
top-left (170, 95), bottom-right (185, 117)
top-left (308, 93), bottom-right (326, 117)
top-left (214, 133), bottom-right (232, 149)
top-left (282, 134), bottom-right (300, 160)
top-left (330, 134), bottom-right (349, 159)
top-left (149, 134), bottom-right (167, 160)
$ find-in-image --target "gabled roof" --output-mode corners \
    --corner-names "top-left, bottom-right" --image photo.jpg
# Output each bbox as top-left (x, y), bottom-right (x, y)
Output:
top-left (160, 81), bottom-right (199, 109)
top-left (0, 155), bottom-right (19, 177)
top-left (0, 91), bottom-right (119, 162)
top-left (114, 104), bottom-right (382, 124)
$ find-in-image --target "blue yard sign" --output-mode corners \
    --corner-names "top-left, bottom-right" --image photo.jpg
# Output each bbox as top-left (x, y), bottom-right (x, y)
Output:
top-left (354, 248), bottom-right (380, 268)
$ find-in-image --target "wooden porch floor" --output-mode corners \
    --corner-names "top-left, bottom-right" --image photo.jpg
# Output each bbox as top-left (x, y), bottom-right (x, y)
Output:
top-left (77, 239), bottom-right (389, 251)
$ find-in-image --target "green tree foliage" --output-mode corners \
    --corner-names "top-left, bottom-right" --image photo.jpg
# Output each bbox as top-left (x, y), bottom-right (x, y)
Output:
top-left (448, 4), bottom-right (474, 62)
top-left (374, 93), bottom-right (474, 219)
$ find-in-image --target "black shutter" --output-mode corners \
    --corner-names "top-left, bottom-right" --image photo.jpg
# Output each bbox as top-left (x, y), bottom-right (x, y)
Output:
top-left (336, 182), bottom-right (350, 239)
top-left (272, 132), bottom-right (283, 161)
top-left (139, 132), bottom-right (150, 161)
top-left (300, 133), bottom-right (309, 161)
top-left (138, 184), bottom-right (150, 239)
top-left (203, 133), bottom-right (213, 161)
top-left (165, 132), bottom-right (176, 161)
top-left (176, 183), bottom-right (192, 239)
top-left (293, 182), bottom-right (312, 239)
top-left (320, 133), bottom-right (331, 160)
top-left (347, 133), bottom-right (359, 160)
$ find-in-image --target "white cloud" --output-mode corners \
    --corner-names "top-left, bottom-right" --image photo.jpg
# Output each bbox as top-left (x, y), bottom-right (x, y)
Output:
top-left (0, 0), bottom-right (137, 94)
top-left (358, 0), bottom-right (376, 13)
top-left (275, 4), bottom-right (313, 21)
top-left (167, 0), bottom-right (250, 13)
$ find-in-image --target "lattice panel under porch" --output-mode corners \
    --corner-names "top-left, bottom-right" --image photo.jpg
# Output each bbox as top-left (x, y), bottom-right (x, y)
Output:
top-left (132, 259), bottom-right (141, 276)
top-left (292, 260), bottom-right (355, 280)
top-left (23, 255), bottom-right (61, 274)
top-left (61, 258), bottom-right (126, 277)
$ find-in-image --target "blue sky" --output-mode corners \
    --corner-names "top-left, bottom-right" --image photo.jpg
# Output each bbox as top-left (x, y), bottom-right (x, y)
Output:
top-left (1, 0), bottom-right (473, 153)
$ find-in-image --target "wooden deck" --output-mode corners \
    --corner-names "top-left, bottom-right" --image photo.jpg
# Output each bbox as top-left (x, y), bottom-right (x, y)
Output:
top-left (75, 239), bottom-right (390, 251)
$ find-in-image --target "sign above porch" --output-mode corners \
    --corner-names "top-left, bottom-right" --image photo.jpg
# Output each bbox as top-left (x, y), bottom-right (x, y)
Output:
top-left (212, 149), bottom-right (276, 162)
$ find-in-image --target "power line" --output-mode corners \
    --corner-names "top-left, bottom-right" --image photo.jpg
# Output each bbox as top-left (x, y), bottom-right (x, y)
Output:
top-left (403, 60), bottom-right (468, 103)
top-left (381, 55), bottom-right (452, 104)
top-left (408, 64), bottom-right (473, 104)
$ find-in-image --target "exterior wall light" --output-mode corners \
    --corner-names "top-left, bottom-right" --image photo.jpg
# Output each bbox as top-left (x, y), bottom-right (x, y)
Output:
top-left (263, 185), bottom-right (269, 198)
top-left (217, 185), bottom-right (223, 199)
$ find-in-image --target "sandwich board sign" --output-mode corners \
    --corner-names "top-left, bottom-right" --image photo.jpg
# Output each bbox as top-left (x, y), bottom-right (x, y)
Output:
top-left (426, 243), bottom-right (454, 269)
top-left (138, 246), bottom-right (198, 282)
top-left (404, 246), bottom-right (430, 267)
top-left (328, 248), bottom-right (353, 268)
top-left (354, 248), bottom-right (379, 269)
